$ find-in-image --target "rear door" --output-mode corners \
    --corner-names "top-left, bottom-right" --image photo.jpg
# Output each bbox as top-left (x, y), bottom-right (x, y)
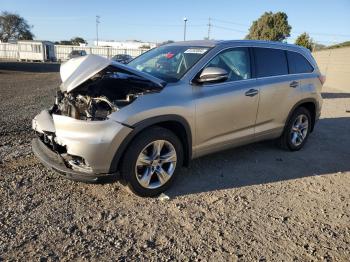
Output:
top-left (286, 50), bottom-right (316, 93)
top-left (253, 47), bottom-right (302, 138)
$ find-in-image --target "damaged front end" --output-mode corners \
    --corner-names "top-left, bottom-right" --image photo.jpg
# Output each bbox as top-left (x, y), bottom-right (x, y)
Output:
top-left (54, 54), bottom-right (165, 121)
top-left (32, 110), bottom-right (132, 181)
top-left (32, 54), bottom-right (165, 181)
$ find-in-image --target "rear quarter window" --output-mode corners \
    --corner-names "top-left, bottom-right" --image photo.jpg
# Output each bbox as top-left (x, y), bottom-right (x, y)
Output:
top-left (287, 51), bottom-right (314, 74)
top-left (253, 47), bottom-right (288, 77)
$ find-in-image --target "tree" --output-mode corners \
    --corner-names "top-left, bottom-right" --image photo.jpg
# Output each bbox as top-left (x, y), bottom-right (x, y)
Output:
top-left (159, 40), bottom-right (174, 46)
top-left (0, 11), bottom-right (34, 42)
top-left (295, 33), bottom-right (313, 51)
top-left (140, 44), bottom-right (151, 49)
top-left (70, 37), bottom-right (87, 45)
top-left (246, 11), bottom-right (291, 42)
top-left (56, 37), bottom-right (87, 46)
top-left (56, 40), bottom-right (73, 45)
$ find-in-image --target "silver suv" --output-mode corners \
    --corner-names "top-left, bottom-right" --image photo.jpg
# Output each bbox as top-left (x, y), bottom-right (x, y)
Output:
top-left (32, 40), bottom-right (324, 196)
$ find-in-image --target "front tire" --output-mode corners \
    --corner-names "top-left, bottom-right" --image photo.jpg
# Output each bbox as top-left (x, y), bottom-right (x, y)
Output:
top-left (279, 107), bottom-right (311, 151)
top-left (120, 127), bottom-right (183, 197)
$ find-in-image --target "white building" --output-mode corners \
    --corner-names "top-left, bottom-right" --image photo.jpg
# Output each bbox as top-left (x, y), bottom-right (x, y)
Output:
top-left (17, 40), bottom-right (56, 62)
top-left (93, 40), bottom-right (156, 49)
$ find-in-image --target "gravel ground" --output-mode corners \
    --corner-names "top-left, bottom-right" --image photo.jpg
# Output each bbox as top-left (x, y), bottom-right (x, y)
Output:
top-left (0, 63), bottom-right (349, 261)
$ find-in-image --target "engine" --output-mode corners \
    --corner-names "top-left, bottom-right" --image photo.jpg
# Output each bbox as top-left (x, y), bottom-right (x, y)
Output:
top-left (51, 65), bottom-right (163, 120)
top-left (53, 91), bottom-right (137, 120)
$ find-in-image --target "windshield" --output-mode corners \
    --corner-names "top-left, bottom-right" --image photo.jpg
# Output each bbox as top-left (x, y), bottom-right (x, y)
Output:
top-left (128, 45), bottom-right (210, 82)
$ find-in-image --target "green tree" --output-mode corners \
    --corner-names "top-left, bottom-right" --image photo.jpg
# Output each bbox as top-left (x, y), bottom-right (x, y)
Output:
top-left (0, 11), bottom-right (34, 42)
top-left (70, 37), bottom-right (87, 45)
top-left (140, 44), bottom-right (151, 49)
top-left (246, 11), bottom-right (291, 42)
top-left (57, 40), bottom-right (72, 45)
top-left (295, 32), bottom-right (313, 51)
top-left (56, 37), bottom-right (87, 46)
top-left (159, 40), bottom-right (174, 46)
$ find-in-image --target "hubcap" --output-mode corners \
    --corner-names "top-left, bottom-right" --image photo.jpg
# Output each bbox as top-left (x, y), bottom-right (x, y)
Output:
top-left (135, 140), bottom-right (177, 189)
top-left (290, 114), bottom-right (309, 146)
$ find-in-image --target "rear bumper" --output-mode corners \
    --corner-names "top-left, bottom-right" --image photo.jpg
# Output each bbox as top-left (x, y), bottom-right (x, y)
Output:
top-left (32, 138), bottom-right (109, 182)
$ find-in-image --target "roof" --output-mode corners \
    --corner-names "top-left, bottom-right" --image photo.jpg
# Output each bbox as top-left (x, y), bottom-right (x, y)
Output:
top-left (167, 39), bottom-right (308, 52)
top-left (167, 40), bottom-right (219, 47)
top-left (17, 40), bottom-right (54, 44)
top-left (230, 40), bottom-right (309, 51)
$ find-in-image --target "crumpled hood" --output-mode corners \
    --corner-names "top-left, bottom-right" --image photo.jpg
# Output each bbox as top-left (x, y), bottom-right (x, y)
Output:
top-left (60, 54), bottom-right (166, 93)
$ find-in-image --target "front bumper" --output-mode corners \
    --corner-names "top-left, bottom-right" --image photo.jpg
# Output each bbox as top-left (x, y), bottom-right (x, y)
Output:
top-left (32, 110), bottom-right (133, 176)
top-left (32, 138), bottom-right (106, 182)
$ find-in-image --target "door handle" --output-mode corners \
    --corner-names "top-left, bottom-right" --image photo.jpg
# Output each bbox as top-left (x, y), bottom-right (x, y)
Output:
top-left (290, 81), bottom-right (299, 88)
top-left (245, 89), bottom-right (259, 97)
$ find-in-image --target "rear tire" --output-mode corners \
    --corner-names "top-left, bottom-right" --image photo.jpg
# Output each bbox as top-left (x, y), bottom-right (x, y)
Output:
top-left (120, 127), bottom-right (183, 197)
top-left (279, 107), bottom-right (311, 151)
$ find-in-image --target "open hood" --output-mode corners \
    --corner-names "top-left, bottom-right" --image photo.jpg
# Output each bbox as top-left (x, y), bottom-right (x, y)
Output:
top-left (60, 54), bottom-right (166, 93)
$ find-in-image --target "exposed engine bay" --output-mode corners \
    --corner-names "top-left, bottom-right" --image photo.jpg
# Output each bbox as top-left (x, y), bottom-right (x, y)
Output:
top-left (52, 65), bottom-right (164, 120)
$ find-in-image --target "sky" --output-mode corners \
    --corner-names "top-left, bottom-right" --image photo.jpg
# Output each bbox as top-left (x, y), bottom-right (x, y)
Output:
top-left (1, 0), bottom-right (349, 45)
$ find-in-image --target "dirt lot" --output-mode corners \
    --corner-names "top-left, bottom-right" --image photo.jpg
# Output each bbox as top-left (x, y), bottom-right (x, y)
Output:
top-left (0, 63), bottom-right (349, 261)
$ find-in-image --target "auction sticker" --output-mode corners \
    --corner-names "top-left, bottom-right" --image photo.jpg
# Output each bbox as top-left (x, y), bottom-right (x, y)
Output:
top-left (184, 48), bottom-right (208, 54)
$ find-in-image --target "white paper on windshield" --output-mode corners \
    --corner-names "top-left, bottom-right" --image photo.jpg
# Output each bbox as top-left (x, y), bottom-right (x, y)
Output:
top-left (184, 48), bottom-right (208, 54)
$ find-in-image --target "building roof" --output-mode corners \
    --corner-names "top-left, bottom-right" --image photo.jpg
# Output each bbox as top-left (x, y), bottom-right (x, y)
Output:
top-left (17, 40), bottom-right (54, 44)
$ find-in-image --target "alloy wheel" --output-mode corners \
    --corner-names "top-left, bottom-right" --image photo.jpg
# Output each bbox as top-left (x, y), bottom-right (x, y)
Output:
top-left (290, 114), bottom-right (309, 147)
top-left (135, 140), bottom-right (177, 189)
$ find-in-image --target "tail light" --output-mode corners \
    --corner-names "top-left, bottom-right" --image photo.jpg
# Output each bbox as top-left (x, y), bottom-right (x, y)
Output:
top-left (318, 74), bottom-right (326, 85)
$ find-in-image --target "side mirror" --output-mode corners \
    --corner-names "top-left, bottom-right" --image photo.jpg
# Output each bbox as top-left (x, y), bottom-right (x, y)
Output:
top-left (196, 67), bottom-right (228, 83)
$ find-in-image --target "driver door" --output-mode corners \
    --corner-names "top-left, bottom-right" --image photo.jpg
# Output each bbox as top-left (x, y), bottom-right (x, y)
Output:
top-left (193, 47), bottom-right (260, 156)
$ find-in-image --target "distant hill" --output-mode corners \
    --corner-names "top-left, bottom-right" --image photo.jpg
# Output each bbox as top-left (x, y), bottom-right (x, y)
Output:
top-left (326, 41), bottom-right (350, 50)
top-left (312, 40), bottom-right (350, 51)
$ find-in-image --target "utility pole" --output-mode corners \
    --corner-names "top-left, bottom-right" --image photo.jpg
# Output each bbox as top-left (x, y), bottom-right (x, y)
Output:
top-left (183, 17), bottom-right (188, 41)
top-left (96, 15), bottom-right (100, 46)
top-left (207, 17), bottom-right (212, 40)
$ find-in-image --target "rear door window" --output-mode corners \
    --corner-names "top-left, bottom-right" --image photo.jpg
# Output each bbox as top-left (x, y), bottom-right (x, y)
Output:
top-left (286, 51), bottom-right (314, 74)
top-left (253, 48), bottom-right (288, 77)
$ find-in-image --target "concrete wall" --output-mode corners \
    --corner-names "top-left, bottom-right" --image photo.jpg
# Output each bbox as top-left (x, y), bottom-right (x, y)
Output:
top-left (312, 47), bottom-right (350, 92)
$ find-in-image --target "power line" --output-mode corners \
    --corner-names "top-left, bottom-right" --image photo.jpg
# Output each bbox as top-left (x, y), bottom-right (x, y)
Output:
top-left (212, 25), bottom-right (248, 34)
top-left (109, 23), bottom-right (205, 27)
top-left (210, 23), bottom-right (345, 44)
top-left (211, 17), bottom-right (249, 27)
top-left (211, 17), bottom-right (350, 38)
